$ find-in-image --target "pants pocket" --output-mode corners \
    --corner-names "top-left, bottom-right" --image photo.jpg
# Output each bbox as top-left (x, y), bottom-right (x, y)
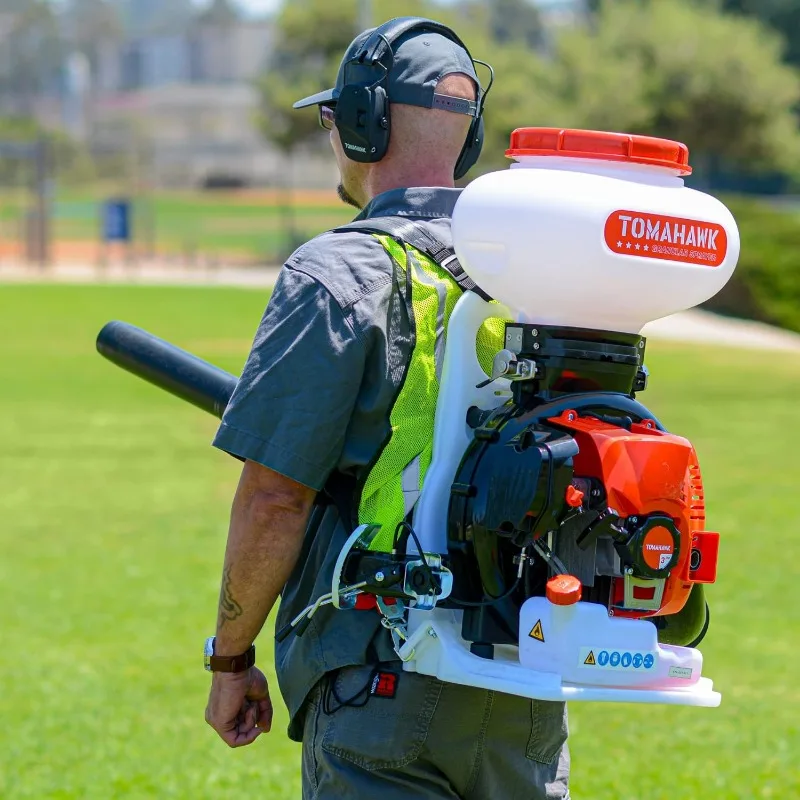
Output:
top-left (320, 664), bottom-right (443, 771)
top-left (526, 700), bottom-right (569, 765)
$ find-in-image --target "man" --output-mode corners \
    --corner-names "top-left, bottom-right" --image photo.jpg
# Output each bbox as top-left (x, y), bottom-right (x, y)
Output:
top-left (204, 18), bottom-right (570, 800)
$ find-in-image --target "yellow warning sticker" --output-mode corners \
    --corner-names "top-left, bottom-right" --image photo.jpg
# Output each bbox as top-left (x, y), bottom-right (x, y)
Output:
top-left (529, 620), bottom-right (545, 643)
top-left (584, 650), bottom-right (596, 666)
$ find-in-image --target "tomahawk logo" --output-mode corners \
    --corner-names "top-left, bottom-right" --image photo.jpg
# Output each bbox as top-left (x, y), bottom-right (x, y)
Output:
top-left (617, 215), bottom-right (720, 250)
top-left (604, 210), bottom-right (728, 267)
top-left (345, 142), bottom-right (367, 153)
top-left (646, 544), bottom-right (672, 552)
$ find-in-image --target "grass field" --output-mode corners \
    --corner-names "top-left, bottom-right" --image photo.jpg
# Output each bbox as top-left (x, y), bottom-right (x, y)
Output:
top-left (1, 283), bottom-right (798, 799)
top-left (0, 190), bottom-right (354, 263)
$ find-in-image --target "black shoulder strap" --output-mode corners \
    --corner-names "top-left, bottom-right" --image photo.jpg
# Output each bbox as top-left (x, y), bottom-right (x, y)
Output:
top-left (335, 217), bottom-right (493, 302)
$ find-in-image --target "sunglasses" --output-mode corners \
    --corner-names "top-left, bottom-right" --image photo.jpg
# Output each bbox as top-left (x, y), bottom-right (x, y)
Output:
top-left (319, 104), bottom-right (336, 130)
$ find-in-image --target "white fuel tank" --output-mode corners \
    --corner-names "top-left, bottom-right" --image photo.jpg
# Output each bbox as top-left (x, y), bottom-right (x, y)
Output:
top-left (452, 128), bottom-right (740, 333)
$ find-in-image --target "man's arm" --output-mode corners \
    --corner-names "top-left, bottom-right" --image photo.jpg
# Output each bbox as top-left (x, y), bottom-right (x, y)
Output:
top-left (204, 261), bottom-right (371, 748)
top-left (205, 459), bottom-right (316, 748)
top-left (215, 459), bottom-right (316, 655)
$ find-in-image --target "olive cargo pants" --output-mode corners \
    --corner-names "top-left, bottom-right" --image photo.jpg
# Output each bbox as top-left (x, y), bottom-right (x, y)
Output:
top-left (301, 662), bottom-right (571, 799)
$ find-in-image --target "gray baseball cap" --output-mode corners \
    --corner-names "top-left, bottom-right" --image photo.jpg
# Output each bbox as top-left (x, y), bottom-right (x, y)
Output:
top-left (293, 23), bottom-right (481, 116)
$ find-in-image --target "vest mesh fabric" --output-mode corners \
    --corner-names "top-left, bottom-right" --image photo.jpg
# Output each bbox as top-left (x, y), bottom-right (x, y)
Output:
top-left (358, 234), bottom-right (507, 551)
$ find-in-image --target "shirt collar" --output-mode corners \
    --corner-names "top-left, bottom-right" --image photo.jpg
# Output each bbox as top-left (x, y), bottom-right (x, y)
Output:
top-left (355, 187), bottom-right (462, 221)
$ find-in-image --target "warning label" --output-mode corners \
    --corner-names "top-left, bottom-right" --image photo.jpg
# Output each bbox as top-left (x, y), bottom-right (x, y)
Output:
top-left (529, 620), bottom-right (545, 643)
top-left (659, 553), bottom-right (672, 570)
top-left (584, 650), bottom-right (596, 666)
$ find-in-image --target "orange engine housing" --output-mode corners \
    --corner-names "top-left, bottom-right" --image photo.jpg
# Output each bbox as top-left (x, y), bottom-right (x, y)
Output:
top-left (548, 409), bottom-right (719, 618)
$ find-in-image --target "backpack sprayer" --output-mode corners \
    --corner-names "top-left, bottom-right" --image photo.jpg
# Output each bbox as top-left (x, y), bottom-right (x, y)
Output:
top-left (97, 129), bottom-right (739, 710)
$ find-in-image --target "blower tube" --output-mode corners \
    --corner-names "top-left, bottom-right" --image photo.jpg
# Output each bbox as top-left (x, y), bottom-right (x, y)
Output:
top-left (96, 321), bottom-right (238, 419)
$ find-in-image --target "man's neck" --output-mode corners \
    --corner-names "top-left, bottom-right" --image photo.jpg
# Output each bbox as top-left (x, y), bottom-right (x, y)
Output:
top-left (363, 167), bottom-right (456, 206)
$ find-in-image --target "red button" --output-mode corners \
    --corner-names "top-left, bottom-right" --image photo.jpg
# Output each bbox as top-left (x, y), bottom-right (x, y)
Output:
top-left (565, 485), bottom-right (584, 508)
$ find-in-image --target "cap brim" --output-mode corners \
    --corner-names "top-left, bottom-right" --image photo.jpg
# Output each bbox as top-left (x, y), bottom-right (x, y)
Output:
top-left (292, 88), bottom-right (339, 110)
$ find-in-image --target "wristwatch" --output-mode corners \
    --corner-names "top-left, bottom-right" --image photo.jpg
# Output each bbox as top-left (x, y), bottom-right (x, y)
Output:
top-left (204, 636), bottom-right (256, 673)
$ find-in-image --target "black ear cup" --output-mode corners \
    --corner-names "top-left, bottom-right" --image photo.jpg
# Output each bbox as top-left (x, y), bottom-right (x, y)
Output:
top-left (454, 115), bottom-right (484, 181)
top-left (336, 83), bottom-right (390, 164)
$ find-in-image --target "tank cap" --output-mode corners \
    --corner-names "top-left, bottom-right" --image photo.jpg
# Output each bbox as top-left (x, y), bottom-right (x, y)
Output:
top-left (506, 128), bottom-right (692, 175)
top-left (546, 574), bottom-right (583, 606)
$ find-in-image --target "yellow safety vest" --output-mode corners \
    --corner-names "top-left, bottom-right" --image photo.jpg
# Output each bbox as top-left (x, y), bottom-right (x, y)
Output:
top-left (358, 234), bottom-right (507, 551)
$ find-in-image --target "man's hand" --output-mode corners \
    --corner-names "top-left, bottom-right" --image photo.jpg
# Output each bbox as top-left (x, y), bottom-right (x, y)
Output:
top-left (205, 667), bottom-right (273, 748)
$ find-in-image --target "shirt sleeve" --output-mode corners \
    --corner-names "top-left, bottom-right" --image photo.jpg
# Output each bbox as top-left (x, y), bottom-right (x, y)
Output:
top-left (212, 266), bottom-right (367, 491)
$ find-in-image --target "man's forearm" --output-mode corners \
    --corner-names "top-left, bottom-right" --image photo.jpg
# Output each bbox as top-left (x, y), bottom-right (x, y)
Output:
top-left (214, 460), bottom-right (316, 657)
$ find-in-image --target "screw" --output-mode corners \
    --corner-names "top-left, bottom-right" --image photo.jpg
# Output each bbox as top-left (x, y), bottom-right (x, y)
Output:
top-left (533, 343), bottom-right (540, 350)
top-left (375, 571), bottom-right (385, 582)
top-left (427, 629), bottom-right (438, 639)
top-left (567, 412), bottom-right (576, 421)
top-left (624, 567), bottom-right (633, 575)
top-left (532, 329), bottom-right (538, 336)
top-left (608, 609), bottom-right (615, 617)
top-left (630, 516), bottom-right (638, 524)
top-left (639, 341), bottom-right (645, 349)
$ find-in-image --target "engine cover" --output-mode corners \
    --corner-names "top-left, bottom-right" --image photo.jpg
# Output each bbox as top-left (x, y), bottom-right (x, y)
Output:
top-left (445, 395), bottom-right (719, 646)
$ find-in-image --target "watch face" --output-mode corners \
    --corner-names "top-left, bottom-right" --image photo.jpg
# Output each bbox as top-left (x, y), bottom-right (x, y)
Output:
top-left (204, 636), bottom-right (215, 671)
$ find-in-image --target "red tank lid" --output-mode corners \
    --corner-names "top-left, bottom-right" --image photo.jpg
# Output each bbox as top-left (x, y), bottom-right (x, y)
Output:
top-left (506, 128), bottom-right (692, 175)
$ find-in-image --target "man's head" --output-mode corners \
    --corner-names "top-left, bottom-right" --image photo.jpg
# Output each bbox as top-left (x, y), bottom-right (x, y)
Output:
top-left (293, 18), bottom-right (490, 209)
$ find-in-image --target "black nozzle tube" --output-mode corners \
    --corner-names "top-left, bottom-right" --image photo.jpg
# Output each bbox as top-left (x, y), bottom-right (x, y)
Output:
top-left (96, 321), bottom-right (238, 419)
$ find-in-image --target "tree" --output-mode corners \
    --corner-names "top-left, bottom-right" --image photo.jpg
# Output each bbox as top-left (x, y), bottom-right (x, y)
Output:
top-left (542, 0), bottom-right (800, 179)
top-left (718, 0), bottom-right (800, 69)
top-left (486, 0), bottom-right (545, 50)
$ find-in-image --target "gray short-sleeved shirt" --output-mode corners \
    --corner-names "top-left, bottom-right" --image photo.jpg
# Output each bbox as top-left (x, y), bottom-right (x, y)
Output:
top-left (212, 187), bottom-right (462, 740)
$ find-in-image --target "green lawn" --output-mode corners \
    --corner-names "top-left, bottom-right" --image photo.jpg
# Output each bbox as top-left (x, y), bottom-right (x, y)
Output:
top-left (0, 284), bottom-right (798, 799)
top-left (1, 190), bottom-right (354, 262)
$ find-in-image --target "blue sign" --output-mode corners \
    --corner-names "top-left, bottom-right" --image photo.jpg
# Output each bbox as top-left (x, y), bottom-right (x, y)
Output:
top-left (598, 650), bottom-right (610, 667)
top-left (103, 199), bottom-right (131, 242)
top-left (632, 653), bottom-right (643, 669)
top-left (643, 654), bottom-right (655, 669)
top-left (610, 651), bottom-right (621, 667)
top-left (621, 652), bottom-right (633, 668)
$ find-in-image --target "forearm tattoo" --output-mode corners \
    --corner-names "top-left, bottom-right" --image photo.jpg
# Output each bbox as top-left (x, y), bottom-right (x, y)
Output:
top-left (217, 565), bottom-right (243, 628)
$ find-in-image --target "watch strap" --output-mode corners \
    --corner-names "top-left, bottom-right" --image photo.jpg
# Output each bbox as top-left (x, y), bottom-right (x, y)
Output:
top-left (206, 641), bottom-right (256, 673)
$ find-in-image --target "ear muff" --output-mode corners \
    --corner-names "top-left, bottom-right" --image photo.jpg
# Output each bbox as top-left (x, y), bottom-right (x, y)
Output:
top-left (454, 115), bottom-right (484, 181)
top-left (335, 83), bottom-right (390, 164)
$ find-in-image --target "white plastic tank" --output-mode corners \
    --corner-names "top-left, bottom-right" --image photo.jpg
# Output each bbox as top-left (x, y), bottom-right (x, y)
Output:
top-left (451, 128), bottom-right (740, 333)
